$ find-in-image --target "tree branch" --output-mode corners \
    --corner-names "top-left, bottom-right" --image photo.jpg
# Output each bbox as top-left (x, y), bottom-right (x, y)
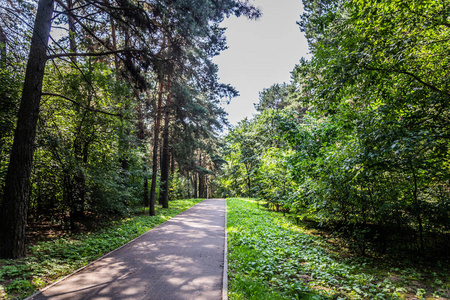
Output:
top-left (54, 0), bottom-right (113, 52)
top-left (41, 92), bottom-right (122, 117)
top-left (47, 49), bottom-right (144, 59)
top-left (365, 66), bottom-right (449, 96)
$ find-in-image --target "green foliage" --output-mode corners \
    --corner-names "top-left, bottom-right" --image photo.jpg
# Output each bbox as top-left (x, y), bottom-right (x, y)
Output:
top-left (277, 110), bottom-right (449, 254)
top-left (221, 0), bottom-right (450, 257)
top-left (0, 65), bottom-right (22, 194)
top-left (255, 83), bottom-right (299, 113)
top-left (219, 110), bottom-right (290, 198)
top-left (227, 198), bottom-right (449, 300)
top-left (168, 172), bottom-right (187, 200)
top-left (29, 59), bottom-right (147, 223)
top-left (226, 198), bottom-right (324, 299)
top-left (288, 0), bottom-right (450, 254)
top-left (254, 147), bottom-right (298, 213)
top-left (0, 198), bottom-right (203, 299)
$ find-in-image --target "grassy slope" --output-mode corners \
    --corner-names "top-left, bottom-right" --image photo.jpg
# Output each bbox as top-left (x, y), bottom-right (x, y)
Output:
top-left (227, 198), bottom-right (449, 300)
top-left (0, 198), bottom-right (204, 299)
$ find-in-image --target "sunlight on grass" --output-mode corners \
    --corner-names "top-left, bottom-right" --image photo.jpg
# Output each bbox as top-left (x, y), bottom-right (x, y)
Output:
top-left (226, 198), bottom-right (449, 300)
top-left (227, 198), bottom-right (323, 300)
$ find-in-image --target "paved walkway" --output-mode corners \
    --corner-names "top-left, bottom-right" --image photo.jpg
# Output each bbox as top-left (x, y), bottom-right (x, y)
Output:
top-left (29, 199), bottom-right (226, 300)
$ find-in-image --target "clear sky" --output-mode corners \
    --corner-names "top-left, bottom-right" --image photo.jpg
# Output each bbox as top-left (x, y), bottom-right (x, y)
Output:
top-left (213, 0), bottom-right (310, 126)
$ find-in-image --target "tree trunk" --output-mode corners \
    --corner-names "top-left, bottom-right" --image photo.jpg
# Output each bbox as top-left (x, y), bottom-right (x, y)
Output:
top-left (110, 17), bottom-right (119, 76)
top-left (67, 0), bottom-right (86, 229)
top-left (70, 170), bottom-right (86, 224)
top-left (186, 171), bottom-right (191, 198)
top-left (245, 163), bottom-right (251, 197)
top-left (170, 149), bottom-right (175, 176)
top-left (205, 175), bottom-right (209, 199)
top-left (143, 170), bottom-right (149, 207)
top-left (198, 174), bottom-right (205, 198)
top-left (0, 24), bottom-right (6, 67)
top-left (193, 173), bottom-right (198, 198)
top-left (137, 102), bottom-right (145, 140)
top-left (119, 30), bottom-right (131, 176)
top-left (149, 77), bottom-right (165, 216)
top-left (159, 74), bottom-right (172, 209)
top-left (119, 123), bottom-right (130, 172)
top-left (65, 141), bottom-right (88, 232)
top-left (135, 90), bottom-right (148, 207)
top-left (198, 153), bottom-right (204, 198)
top-left (67, 0), bottom-right (77, 64)
top-left (63, 171), bottom-right (75, 231)
top-left (72, 133), bottom-right (87, 220)
top-left (411, 163), bottom-right (424, 253)
top-left (0, 0), bottom-right (54, 259)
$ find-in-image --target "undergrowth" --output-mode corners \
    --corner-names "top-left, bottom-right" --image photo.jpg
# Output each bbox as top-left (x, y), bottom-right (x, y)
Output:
top-left (0, 198), bottom-right (204, 299)
top-left (227, 198), bottom-right (449, 300)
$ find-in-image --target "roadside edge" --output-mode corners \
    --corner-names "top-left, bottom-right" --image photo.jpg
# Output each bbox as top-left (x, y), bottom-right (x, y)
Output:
top-left (222, 198), bottom-right (228, 300)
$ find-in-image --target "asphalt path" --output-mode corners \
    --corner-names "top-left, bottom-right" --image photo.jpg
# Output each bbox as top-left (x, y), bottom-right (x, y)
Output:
top-left (28, 199), bottom-right (226, 300)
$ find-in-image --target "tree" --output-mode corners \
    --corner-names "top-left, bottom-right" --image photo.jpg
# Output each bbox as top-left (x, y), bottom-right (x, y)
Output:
top-left (0, 24), bottom-right (6, 66)
top-left (0, 0), bottom-right (260, 258)
top-left (149, 0), bottom-right (259, 209)
top-left (288, 0), bottom-right (450, 253)
top-left (0, 0), bottom-right (54, 258)
top-left (149, 71), bottom-right (169, 215)
top-left (254, 83), bottom-right (292, 112)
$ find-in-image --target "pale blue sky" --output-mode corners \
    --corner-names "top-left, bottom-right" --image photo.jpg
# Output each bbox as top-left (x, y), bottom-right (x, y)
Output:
top-left (213, 0), bottom-right (310, 126)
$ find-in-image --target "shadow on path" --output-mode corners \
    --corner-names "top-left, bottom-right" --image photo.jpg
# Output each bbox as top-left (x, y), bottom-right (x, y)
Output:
top-left (29, 199), bottom-right (226, 300)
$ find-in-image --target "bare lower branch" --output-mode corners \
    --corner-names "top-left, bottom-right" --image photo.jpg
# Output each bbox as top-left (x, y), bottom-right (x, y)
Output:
top-left (54, 0), bottom-right (112, 52)
top-left (47, 49), bottom-right (144, 59)
top-left (41, 92), bottom-right (122, 117)
top-left (365, 66), bottom-right (449, 96)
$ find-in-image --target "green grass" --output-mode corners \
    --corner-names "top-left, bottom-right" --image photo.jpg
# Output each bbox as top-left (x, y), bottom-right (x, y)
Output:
top-left (226, 198), bottom-right (449, 300)
top-left (0, 198), bottom-right (204, 299)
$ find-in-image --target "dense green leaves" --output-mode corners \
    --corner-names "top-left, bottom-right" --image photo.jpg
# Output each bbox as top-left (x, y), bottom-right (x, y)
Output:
top-left (220, 0), bottom-right (450, 259)
top-left (290, 0), bottom-right (450, 254)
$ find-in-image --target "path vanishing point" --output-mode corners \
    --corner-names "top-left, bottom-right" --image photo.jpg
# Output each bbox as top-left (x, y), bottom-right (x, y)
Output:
top-left (27, 199), bottom-right (227, 300)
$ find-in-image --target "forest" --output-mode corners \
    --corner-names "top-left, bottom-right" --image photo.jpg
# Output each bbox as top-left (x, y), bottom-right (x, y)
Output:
top-left (0, 0), bottom-right (449, 298)
top-left (220, 0), bottom-right (450, 258)
top-left (0, 0), bottom-right (259, 259)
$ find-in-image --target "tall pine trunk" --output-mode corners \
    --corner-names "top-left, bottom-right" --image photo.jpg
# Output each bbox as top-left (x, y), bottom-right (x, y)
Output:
top-left (198, 153), bottom-right (205, 198)
top-left (0, 0), bottom-right (54, 258)
top-left (159, 74), bottom-right (172, 209)
top-left (0, 25), bottom-right (6, 66)
top-left (149, 77), bottom-right (165, 216)
top-left (411, 163), bottom-right (424, 253)
top-left (67, 0), bottom-right (77, 63)
top-left (158, 140), bottom-right (163, 205)
top-left (193, 173), bottom-right (198, 198)
top-left (110, 17), bottom-right (119, 75)
top-left (66, 0), bottom-right (87, 230)
top-left (170, 149), bottom-right (175, 176)
top-left (143, 171), bottom-right (149, 207)
top-left (186, 171), bottom-right (191, 199)
top-left (198, 174), bottom-right (205, 198)
top-left (136, 93), bottom-right (149, 208)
